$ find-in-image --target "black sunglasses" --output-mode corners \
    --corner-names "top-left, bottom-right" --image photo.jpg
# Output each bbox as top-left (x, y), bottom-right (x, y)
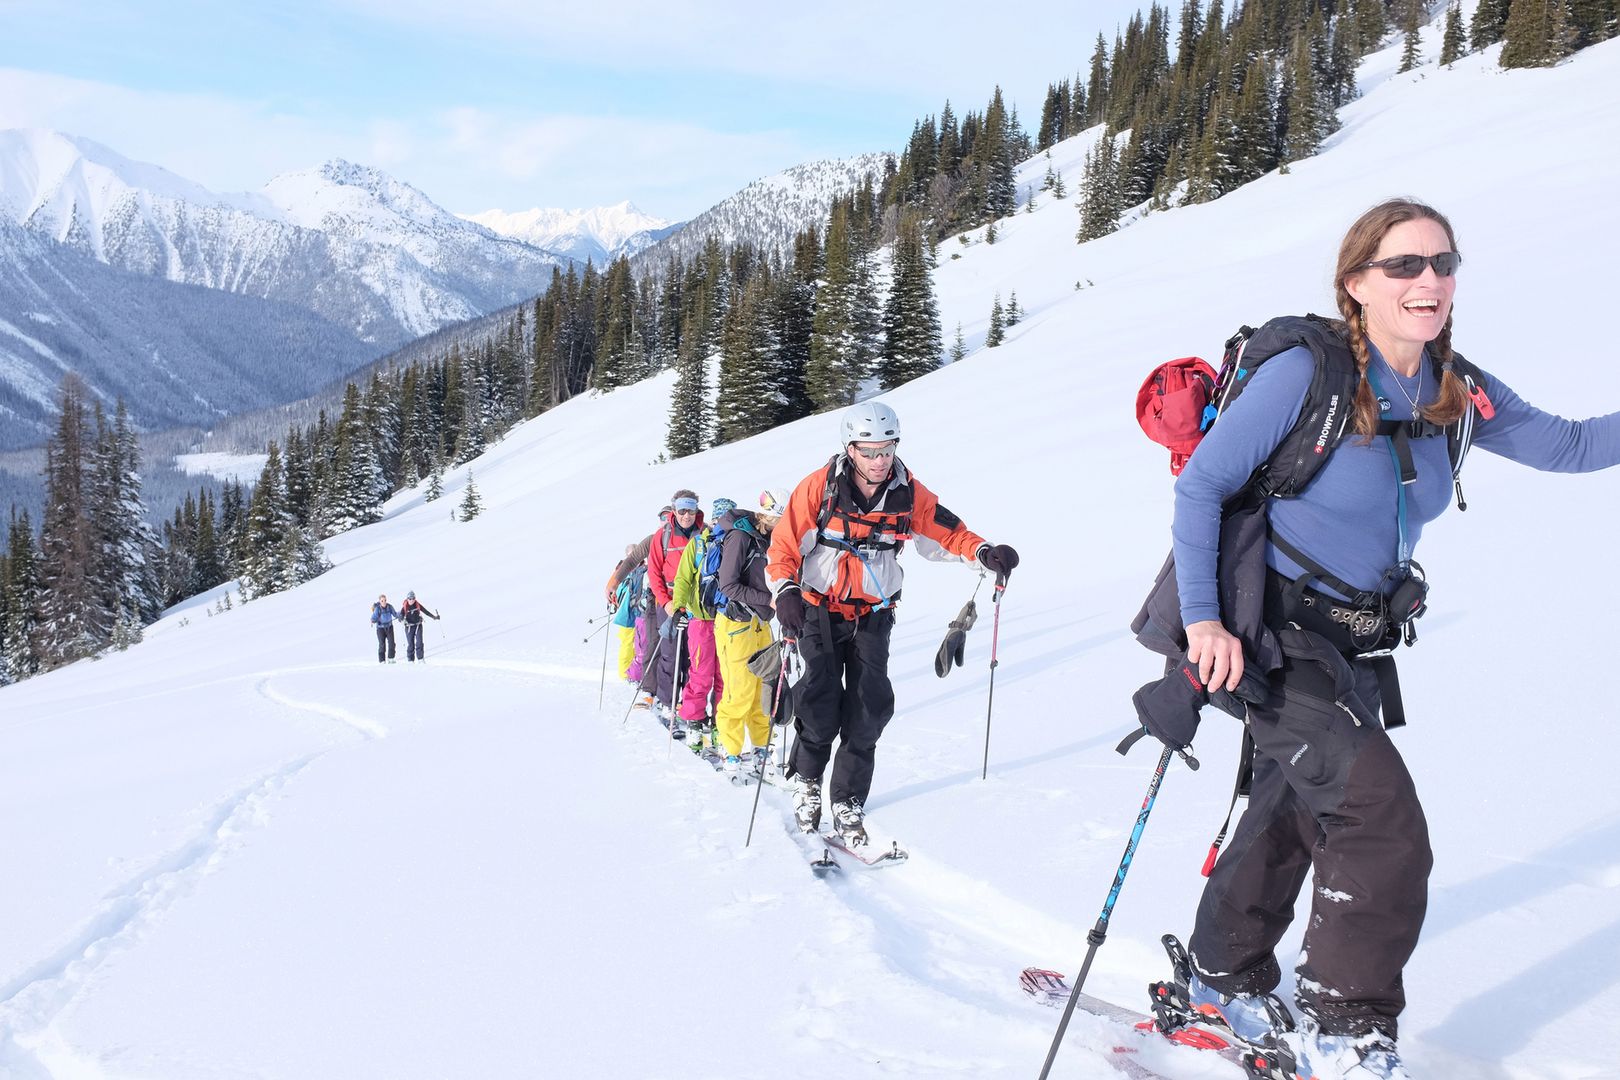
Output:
top-left (1360, 252), bottom-right (1462, 279)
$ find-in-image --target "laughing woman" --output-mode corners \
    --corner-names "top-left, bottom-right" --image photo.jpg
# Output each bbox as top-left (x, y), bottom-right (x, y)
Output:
top-left (1151, 198), bottom-right (1620, 1079)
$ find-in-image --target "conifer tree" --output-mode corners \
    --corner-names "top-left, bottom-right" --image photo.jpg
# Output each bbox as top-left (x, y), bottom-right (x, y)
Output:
top-left (1472, 0), bottom-right (1514, 46)
top-left (715, 273), bottom-right (783, 442)
top-left (986, 295), bottom-right (1007, 348)
top-left (424, 464), bottom-right (444, 502)
top-left (950, 323), bottom-right (968, 363)
top-left (239, 443), bottom-right (292, 600)
top-left (325, 382), bottom-right (386, 535)
top-left (459, 471), bottom-right (484, 522)
top-left (1502, 0), bottom-right (1575, 63)
top-left (1006, 291), bottom-right (1023, 326)
top-left (3, 509), bottom-right (42, 683)
top-left (1399, 0), bottom-right (1425, 71)
top-left (1078, 134), bottom-right (1126, 240)
top-left (1568, 0), bottom-right (1616, 43)
top-left (1086, 35), bottom-right (1111, 125)
top-left (1328, 13), bottom-right (1362, 104)
top-left (665, 334), bottom-right (712, 458)
top-left (1441, 0), bottom-right (1468, 61)
top-left (1355, 0), bottom-right (1391, 51)
top-left (37, 377), bottom-right (104, 667)
top-left (878, 213), bottom-right (944, 390)
top-left (805, 199), bottom-right (869, 411)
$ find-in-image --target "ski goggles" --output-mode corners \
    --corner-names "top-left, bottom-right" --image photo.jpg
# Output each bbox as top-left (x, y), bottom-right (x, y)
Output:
top-left (851, 441), bottom-right (898, 461)
top-left (759, 489), bottom-right (785, 515)
top-left (1359, 252), bottom-right (1462, 279)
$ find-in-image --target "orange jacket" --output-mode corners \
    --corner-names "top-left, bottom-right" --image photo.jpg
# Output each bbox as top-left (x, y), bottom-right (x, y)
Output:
top-left (766, 455), bottom-right (984, 616)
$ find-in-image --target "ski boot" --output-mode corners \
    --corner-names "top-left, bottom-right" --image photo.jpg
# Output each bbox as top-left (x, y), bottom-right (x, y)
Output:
top-left (831, 798), bottom-right (868, 847)
top-left (793, 777), bottom-right (822, 833)
top-left (1259, 1028), bottom-right (1408, 1080)
top-left (1149, 935), bottom-right (1295, 1058)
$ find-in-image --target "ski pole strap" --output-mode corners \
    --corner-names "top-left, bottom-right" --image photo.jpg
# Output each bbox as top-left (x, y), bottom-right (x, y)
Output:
top-left (1116, 726), bottom-right (1149, 756)
top-left (1203, 727), bottom-right (1255, 877)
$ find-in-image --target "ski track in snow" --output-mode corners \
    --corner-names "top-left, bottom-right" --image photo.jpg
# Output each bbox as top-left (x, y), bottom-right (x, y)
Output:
top-left (0, 754), bottom-right (319, 1077)
top-left (0, 664), bottom-right (411, 1077)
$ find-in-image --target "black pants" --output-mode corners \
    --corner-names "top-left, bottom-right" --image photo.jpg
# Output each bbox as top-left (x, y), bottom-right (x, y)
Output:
top-left (404, 622), bottom-right (425, 661)
top-left (1188, 658), bottom-right (1431, 1038)
top-left (786, 605), bottom-right (895, 806)
top-left (375, 625), bottom-right (396, 662)
top-left (653, 608), bottom-right (689, 711)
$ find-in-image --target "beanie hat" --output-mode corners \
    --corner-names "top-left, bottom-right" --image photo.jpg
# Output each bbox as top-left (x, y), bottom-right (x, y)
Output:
top-left (712, 497), bottom-right (737, 518)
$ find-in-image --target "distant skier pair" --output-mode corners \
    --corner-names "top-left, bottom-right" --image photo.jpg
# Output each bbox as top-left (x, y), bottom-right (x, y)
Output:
top-left (369, 591), bottom-right (440, 663)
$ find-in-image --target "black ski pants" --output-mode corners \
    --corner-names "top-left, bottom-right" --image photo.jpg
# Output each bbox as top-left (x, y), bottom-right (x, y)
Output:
top-left (404, 622), bottom-right (425, 661)
top-left (375, 624), bottom-right (396, 662)
top-left (1188, 658), bottom-right (1431, 1039)
top-left (786, 604), bottom-right (895, 806)
top-left (653, 608), bottom-right (690, 711)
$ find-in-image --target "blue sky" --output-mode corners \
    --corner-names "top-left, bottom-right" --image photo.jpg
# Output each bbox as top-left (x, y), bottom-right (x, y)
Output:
top-left (1, 0), bottom-right (1157, 221)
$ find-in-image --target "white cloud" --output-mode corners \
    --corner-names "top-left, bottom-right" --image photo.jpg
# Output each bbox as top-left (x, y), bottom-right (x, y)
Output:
top-left (337, 0), bottom-right (1149, 109)
top-left (0, 67), bottom-right (827, 218)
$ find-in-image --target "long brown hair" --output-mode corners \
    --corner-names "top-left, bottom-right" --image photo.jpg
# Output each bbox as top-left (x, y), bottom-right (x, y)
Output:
top-left (1334, 198), bottom-right (1469, 436)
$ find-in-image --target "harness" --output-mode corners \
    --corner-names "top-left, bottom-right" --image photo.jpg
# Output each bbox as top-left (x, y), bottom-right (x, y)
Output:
top-left (806, 456), bottom-right (915, 618)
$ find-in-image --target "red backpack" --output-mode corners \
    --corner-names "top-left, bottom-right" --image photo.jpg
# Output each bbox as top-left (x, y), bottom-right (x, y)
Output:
top-left (1136, 355), bottom-right (1219, 475)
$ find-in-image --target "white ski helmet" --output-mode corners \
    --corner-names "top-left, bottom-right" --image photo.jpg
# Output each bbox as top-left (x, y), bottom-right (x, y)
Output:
top-left (840, 401), bottom-right (901, 447)
top-left (758, 488), bottom-right (790, 518)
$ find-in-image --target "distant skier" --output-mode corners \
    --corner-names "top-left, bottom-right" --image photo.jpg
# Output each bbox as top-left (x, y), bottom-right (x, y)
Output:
top-left (399, 590), bottom-right (440, 662)
top-left (371, 594), bottom-right (399, 664)
top-left (767, 401), bottom-right (1018, 845)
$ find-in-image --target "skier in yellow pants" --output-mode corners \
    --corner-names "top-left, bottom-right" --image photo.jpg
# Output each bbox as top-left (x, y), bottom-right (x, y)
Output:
top-left (710, 488), bottom-right (790, 774)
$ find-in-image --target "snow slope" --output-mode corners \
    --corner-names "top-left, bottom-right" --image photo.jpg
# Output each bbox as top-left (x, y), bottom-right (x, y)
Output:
top-left (4, 37), bottom-right (1620, 1080)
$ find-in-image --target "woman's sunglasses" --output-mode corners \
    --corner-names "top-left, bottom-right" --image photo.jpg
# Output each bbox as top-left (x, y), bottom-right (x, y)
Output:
top-left (1360, 252), bottom-right (1462, 279)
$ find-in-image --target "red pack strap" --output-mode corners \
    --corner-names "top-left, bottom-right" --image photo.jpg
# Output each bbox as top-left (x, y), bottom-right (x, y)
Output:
top-left (1137, 356), bottom-right (1220, 475)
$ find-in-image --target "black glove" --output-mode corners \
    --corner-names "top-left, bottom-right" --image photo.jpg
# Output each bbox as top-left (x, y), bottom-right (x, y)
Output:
top-left (1131, 654), bottom-right (1209, 751)
top-left (672, 610), bottom-right (691, 632)
top-left (978, 543), bottom-right (1020, 580)
top-left (776, 587), bottom-right (806, 638)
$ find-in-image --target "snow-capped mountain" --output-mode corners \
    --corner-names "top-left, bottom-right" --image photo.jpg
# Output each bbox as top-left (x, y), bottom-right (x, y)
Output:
top-left (631, 152), bottom-right (893, 270)
top-left (0, 214), bottom-right (376, 450)
top-left (460, 200), bottom-right (681, 265)
top-left (0, 130), bottom-right (566, 346)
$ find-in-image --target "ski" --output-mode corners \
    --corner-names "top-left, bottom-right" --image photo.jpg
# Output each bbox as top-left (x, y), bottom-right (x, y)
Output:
top-left (821, 833), bottom-right (908, 867)
top-left (1020, 965), bottom-right (1256, 1076)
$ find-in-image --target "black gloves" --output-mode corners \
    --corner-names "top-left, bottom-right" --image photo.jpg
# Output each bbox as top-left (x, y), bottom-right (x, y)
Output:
top-left (1132, 655), bottom-right (1209, 750)
top-left (776, 587), bottom-right (806, 638)
top-left (672, 610), bottom-right (691, 632)
top-left (1131, 651), bottom-right (1271, 751)
top-left (978, 543), bottom-right (1020, 579)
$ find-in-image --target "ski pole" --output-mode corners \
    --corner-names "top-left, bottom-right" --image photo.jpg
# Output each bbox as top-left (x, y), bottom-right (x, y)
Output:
top-left (667, 616), bottom-right (688, 756)
top-left (746, 639), bottom-right (797, 847)
top-left (584, 618), bottom-right (612, 643)
top-left (981, 573), bottom-right (1006, 780)
top-left (597, 613), bottom-right (613, 709)
top-left (1037, 744), bottom-right (1178, 1080)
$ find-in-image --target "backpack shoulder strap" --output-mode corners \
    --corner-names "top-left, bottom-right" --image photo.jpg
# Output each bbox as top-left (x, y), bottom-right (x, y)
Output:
top-left (1232, 314), bottom-right (1360, 500)
top-left (815, 456), bottom-right (840, 535)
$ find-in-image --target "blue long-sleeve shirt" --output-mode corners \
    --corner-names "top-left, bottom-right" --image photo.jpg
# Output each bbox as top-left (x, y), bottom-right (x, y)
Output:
top-left (1173, 344), bottom-right (1620, 625)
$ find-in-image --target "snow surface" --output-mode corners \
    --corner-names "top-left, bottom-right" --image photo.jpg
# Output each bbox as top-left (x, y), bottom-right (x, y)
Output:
top-left (172, 453), bottom-right (270, 486)
top-left (4, 37), bottom-right (1620, 1080)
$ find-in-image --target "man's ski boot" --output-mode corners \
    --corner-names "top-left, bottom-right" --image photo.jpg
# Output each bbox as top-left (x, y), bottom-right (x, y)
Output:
top-left (1266, 1028), bottom-right (1408, 1080)
top-left (793, 777), bottom-right (822, 833)
top-left (1149, 935), bottom-right (1296, 1063)
top-left (831, 798), bottom-right (867, 847)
